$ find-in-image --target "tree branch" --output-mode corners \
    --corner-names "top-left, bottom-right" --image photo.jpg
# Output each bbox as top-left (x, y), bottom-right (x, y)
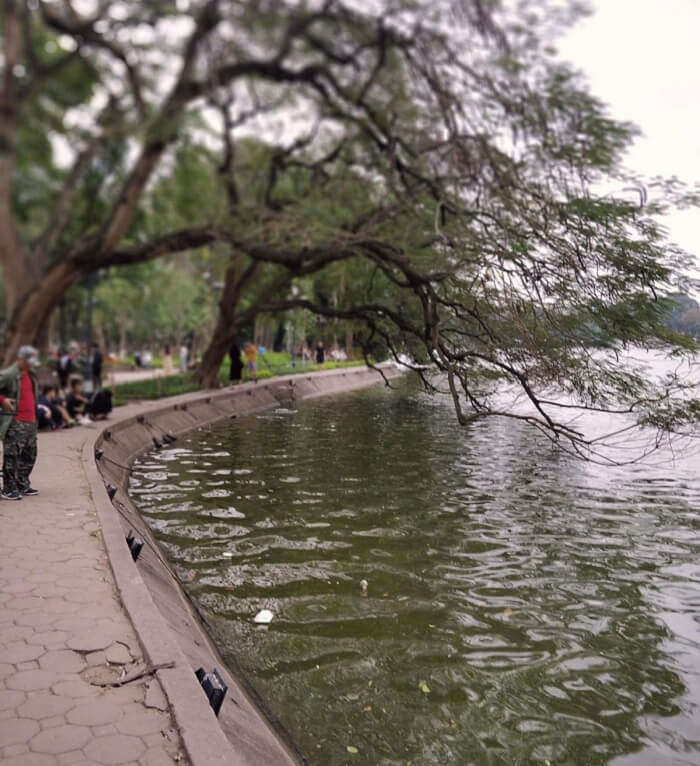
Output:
top-left (38, 0), bottom-right (145, 116)
top-left (96, 0), bottom-right (221, 256)
top-left (34, 137), bottom-right (101, 263)
top-left (89, 226), bottom-right (222, 268)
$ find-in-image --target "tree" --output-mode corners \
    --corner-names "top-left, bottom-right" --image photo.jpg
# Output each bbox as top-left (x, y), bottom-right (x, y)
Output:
top-left (189, 3), bottom-right (700, 460)
top-left (0, 0), bottom-right (436, 359)
top-left (2, 0), bottom-right (698, 459)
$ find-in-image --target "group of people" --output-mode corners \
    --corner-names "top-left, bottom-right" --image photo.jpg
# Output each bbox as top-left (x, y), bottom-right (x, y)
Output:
top-left (0, 345), bottom-right (113, 501)
top-left (57, 343), bottom-right (104, 390)
top-left (36, 377), bottom-right (112, 431)
top-left (295, 341), bottom-right (346, 365)
top-left (226, 339), bottom-right (345, 384)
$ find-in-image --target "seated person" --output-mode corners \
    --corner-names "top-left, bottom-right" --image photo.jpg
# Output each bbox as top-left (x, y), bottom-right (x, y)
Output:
top-left (66, 377), bottom-right (89, 420)
top-left (36, 385), bottom-right (70, 429)
top-left (88, 388), bottom-right (113, 420)
top-left (36, 401), bottom-right (54, 430)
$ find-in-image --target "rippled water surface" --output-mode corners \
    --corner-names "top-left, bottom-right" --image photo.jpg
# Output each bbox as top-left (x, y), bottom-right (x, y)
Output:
top-left (130, 379), bottom-right (700, 765)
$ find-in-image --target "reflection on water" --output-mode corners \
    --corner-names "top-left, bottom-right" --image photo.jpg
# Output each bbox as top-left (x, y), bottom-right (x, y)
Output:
top-left (130, 379), bottom-right (700, 765)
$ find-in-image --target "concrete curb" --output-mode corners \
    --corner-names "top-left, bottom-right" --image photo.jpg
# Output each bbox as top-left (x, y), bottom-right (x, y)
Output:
top-left (82, 410), bottom-right (254, 766)
top-left (80, 364), bottom-right (402, 766)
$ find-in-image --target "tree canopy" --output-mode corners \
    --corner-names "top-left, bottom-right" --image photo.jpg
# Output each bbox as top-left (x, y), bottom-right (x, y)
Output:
top-left (1, 0), bottom-right (699, 460)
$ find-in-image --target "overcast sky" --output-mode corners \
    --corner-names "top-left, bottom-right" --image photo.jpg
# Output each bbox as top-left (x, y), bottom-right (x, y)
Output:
top-left (560, 0), bottom-right (700, 266)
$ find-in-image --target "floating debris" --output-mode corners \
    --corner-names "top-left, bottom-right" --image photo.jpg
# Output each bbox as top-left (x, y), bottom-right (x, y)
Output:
top-left (419, 681), bottom-right (431, 694)
top-left (254, 609), bottom-right (274, 624)
top-left (222, 552), bottom-right (234, 558)
top-left (346, 746), bottom-right (358, 755)
top-left (360, 579), bottom-right (368, 595)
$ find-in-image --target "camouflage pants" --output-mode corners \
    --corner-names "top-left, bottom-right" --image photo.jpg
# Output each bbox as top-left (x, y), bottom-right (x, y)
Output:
top-left (3, 421), bottom-right (38, 494)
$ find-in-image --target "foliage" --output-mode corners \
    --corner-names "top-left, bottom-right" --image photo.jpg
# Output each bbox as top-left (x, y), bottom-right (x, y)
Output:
top-left (1, 0), bottom-right (699, 460)
top-left (112, 355), bottom-right (365, 405)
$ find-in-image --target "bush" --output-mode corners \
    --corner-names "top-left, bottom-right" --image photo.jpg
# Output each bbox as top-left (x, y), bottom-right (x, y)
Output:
top-left (112, 354), bottom-right (367, 406)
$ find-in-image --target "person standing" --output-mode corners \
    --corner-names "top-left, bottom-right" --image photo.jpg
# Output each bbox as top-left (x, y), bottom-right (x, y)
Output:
top-left (244, 341), bottom-right (258, 382)
top-left (56, 348), bottom-right (73, 391)
top-left (91, 343), bottom-right (104, 389)
top-left (0, 346), bottom-right (40, 500)
top-left (179, 344), bottom-right (189, 373)
top-left (163, 344), bottom-right (174, 375)
top-left (229, 342), bottom-right (243, 385)
top-left (315, 341), bottom-right (325, 365)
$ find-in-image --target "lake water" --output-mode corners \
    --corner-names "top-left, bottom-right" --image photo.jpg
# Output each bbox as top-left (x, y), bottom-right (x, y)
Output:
top-left (130, 377), bottom-right (700, 765)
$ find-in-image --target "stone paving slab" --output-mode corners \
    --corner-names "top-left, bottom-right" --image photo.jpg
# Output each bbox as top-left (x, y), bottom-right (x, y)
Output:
top-left (0, 423), bottom-right (186, 766)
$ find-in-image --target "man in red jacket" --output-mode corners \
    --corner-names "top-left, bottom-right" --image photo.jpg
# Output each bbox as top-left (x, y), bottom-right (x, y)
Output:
top-left (0, 345), bottom-right (40, 500)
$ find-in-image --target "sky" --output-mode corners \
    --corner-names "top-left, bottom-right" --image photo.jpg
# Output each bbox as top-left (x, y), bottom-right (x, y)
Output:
top-left (560, 0), bottom-right (700, 267)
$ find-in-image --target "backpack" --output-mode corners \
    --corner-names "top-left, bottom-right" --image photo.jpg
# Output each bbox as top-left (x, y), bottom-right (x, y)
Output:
top-left (88, 389), bottom-right (113, 417)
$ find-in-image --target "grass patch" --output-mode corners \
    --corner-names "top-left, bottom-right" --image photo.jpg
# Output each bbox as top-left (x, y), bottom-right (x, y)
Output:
top-left (112, 354), bottom-right (366, 406)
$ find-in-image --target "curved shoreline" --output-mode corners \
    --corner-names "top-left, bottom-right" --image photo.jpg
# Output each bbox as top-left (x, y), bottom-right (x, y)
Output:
top-left (82, 364), bottom-right (402, 766)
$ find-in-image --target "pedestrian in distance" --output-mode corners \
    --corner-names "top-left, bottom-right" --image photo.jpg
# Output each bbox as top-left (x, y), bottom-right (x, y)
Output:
top-left (91, 343), bottom-right (103, 389)
top-left (315, 341), bottom-right (325, 365)
top-left (56, 348), bottom-right (73, 391)
top-left (0, 345), bottom-right (41, 500)
top-left (179, 344), bottom-right (189, 373)
top-left (229, 342), bottom-right (243, 385)
top-left (163, 343), bottom-right (173, 375)
top-left (244, 341), bottom-right (258, 383)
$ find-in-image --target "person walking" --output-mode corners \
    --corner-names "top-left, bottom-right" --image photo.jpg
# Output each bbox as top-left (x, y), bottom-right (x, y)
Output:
top-left (244, 341), bottom-right (258, 382)
top-left (91, 343), bottom-right (104, 389)
top-left (0, 346), bottom-right (41, 500)
top-left (229, 342), bottom-right (243, 385)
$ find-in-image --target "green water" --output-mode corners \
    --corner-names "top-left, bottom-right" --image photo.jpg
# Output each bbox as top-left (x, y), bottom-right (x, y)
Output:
top-left (130, 380), bottom-right (700, 765)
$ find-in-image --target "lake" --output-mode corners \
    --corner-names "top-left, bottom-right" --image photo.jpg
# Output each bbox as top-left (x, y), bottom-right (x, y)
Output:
top-left (130, 375), bottom-right (700, 765)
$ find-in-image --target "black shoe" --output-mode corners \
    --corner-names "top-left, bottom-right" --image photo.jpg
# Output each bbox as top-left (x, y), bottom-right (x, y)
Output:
top-left (2, 490), bottom-right (22, 501)
top-left (22, 487), bottom-right (39, 496)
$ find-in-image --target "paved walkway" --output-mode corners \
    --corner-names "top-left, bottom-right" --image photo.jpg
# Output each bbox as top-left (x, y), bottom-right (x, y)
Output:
top-left (0, 421), bottom-right (187, 765)
top-left (109, 370), bottom-right (169, 385)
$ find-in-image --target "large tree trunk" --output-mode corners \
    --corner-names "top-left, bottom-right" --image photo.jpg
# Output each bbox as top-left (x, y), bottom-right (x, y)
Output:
top-left (198, 311), bottom-right (236, 389)
top-left (2, 262), bottom-right (81, 365)
top-left (196, 254), bottom-right (259, 388)
top-left (35, 313), bottom-right (51, 358)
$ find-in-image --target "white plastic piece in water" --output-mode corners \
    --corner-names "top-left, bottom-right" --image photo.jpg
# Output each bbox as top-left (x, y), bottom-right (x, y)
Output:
top-left (254, 609), bottom-right (274, 624)
top-left (222, 552), bottom-right (234, 558)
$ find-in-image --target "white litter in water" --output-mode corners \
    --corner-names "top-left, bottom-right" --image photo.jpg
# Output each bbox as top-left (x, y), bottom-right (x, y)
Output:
top-left (254, 609), bottom-right (274, 624)
top-left (222, 552), bottom-right (234, 558)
